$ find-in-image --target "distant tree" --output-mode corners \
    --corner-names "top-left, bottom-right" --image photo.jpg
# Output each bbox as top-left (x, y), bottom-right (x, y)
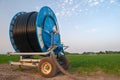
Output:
top-left (105, 51), bottom-right (113, 54)
top-left (82, 52), bottom-right (87, 55)
top-left (96, 51), bottom-right (104, 54)
top-left (82, 52), bottom-right (95, 55)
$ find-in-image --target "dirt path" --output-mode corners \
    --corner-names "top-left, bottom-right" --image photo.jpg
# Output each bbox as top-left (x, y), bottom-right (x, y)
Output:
top-left (0, 64), bottom-right (119, 80)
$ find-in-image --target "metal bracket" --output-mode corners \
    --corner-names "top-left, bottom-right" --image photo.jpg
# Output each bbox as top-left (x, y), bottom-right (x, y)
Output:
top-left (7, 45), bottom-right (57, 56)
top-left (7, 45), bottom-right (58, 67)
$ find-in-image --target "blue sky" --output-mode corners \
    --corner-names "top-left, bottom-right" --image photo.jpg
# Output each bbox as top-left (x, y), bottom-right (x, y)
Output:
top-left (0, 0), bottom-right (120, 53)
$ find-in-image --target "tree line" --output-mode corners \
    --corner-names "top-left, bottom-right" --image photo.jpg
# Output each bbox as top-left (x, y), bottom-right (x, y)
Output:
top-left (82, 51), bottom-right (120, 55)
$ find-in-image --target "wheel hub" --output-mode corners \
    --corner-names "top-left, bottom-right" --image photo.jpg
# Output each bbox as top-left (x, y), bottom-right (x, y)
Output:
top-left (41, 62), bottom-right (52, 74)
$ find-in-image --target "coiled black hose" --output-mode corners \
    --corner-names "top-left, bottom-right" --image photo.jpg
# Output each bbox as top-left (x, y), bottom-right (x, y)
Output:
top-left (12, 12), bottom-right (42, 52)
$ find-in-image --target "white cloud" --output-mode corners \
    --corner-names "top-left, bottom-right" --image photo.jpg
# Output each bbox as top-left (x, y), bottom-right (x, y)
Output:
top-left (110, 0), bottom-right (116, 4)
top-left (93, 1), bottom-right (99, 5)
top-left (79, 9), bottom-right (82, 12)
top-left (55, 12), bottom-right (60, 17)
top-left (88, 0), bottom-right (100, 6)
top-left (86, 28), bottom-right (97, 33)
top-left (39, 0), bottom-right (119, 18)
top-left (64, 0), bottom-right (73, 4)
top-left (54, 0), bottom-right (82, 17)
top-left (88, 0), bottom-right (92, 3)
top-left (100, 0), bottom-right (104, 2)
top-left (91, 28), bottom-right (97, 32)
top-left (35, 6), bottom-right (39, 11)
top-left (64, 0), bottom-right (69, 3)
top-left (74, 25), bottom-right (80, 30)
top-left (69, 0), bottom-right (73, 4)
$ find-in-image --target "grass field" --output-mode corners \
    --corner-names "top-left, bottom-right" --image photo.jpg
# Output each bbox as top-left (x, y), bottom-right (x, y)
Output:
top-left (67, 54), bottom-right (120, 76)
top-left (0, 54), bottom-right (120, 76)
top-left (0, 55), bottom-right (19, 63)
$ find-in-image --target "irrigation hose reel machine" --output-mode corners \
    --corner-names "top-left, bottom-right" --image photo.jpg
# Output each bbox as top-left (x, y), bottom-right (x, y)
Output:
top-left (9, 6), bottom-right (70, 77)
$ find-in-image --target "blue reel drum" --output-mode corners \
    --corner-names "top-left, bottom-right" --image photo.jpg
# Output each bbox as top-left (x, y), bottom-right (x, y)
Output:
top-left (9, 6), bottom-right (70, 78)
top-left (9, 6), bottom-right (64, 55)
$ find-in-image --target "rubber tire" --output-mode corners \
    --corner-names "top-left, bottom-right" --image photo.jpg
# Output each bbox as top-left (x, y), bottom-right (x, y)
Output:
top-left (38, 57), bottom-right (58, 78)
top-left (58, 56), bottom-right (70, 70)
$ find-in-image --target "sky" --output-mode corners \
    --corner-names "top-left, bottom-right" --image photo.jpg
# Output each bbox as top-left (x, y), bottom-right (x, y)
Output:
top-left (0, 0), bottom-right (120, 53)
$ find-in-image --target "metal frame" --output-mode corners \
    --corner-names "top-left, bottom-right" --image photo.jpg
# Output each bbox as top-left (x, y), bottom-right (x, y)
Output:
top-left (8, 45), bottom-right (57, 67)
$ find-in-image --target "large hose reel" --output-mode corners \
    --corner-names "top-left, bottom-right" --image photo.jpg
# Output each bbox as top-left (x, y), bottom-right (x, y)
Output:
top-left (9, 6), bottom-right (64, 56)
top-left (9, 6), bottom-right (79, 79)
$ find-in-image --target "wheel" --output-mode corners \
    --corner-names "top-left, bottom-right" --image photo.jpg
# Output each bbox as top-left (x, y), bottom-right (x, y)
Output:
top-left (58, 55), bottom-right (70, 70)
top-left (38, 57), bottom-right (58, 78)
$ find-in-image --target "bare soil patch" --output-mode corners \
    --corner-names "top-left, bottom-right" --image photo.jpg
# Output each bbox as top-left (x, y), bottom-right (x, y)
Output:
top-left (0, 64), bottom-right (119, 80)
